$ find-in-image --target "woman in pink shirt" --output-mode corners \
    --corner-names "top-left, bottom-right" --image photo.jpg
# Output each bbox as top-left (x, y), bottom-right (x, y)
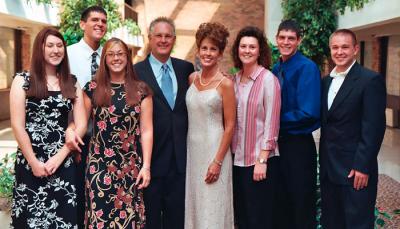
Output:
top-left (231, 26), bottom-right (281, 229)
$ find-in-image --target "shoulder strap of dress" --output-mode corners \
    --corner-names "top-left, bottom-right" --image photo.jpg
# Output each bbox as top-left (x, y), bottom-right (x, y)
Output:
top-left (214, 75), bottom-right (226, 89)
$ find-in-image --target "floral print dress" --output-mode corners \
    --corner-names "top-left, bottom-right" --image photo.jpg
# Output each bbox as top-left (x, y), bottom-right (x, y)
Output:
top-left (11, 72), bottom-right (78, 228)
top-left (83, 81), bottom-right (146, 229)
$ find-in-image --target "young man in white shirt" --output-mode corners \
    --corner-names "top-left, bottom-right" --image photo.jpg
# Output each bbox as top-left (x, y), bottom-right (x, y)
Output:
top-left (67, 6), bottom-right (107, 228)
top-left (320, 29), bottom-right (386, 229)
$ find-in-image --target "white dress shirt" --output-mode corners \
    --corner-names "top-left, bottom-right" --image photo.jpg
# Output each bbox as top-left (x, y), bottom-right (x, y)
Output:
top-left (327, 60), bottom-right (356, 110)
top-left (148, 53), bottom-right (178, 100)
top-left (67, 39), bottom-right (102, 88)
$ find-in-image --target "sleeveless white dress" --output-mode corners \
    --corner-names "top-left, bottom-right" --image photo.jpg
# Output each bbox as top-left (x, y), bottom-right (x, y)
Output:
top-left (184, 75), bottom-right (234, 229)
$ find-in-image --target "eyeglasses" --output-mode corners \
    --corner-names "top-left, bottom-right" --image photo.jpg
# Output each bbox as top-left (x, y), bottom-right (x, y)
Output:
top-left (106, 52), bottom-right (127, 59)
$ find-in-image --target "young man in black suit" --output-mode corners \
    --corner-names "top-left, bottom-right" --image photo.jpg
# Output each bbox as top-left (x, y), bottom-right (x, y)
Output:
top-left (320, 29), bottom-right (386, 229)
top-left (133, 17), bottom-right (194, 229)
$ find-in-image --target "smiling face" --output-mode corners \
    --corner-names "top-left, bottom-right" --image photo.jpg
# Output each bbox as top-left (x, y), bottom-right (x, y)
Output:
top-left (330, 33), bottom-right (359, 72)
top-left (148, 22), bottom-right (176, 63)
top-left (238, 36), bottom-right (260, 67)
top-left (43, 35), bottom-right (65, 67)
top-left (276, 29), bottom-right (301, 61)
top-left (198, 37), bottom-right (221, 68)
top-left (80, 11), bottom-right (107, 44)
top-left (105, 43), bottom-right (127, 76)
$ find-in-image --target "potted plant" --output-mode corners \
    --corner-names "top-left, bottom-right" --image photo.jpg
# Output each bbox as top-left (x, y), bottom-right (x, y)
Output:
top-left (0, 152), bottom-right (15, 211)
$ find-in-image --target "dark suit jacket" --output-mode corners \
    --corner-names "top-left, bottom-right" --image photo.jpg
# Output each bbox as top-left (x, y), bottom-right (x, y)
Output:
top-left (319, 62), bottom-right (386, 185)
top-left (134, 56), bottom-right (194, 177)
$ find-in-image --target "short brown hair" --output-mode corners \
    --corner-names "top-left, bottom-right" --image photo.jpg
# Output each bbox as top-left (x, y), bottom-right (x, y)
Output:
top-left (231, 26), bottom-right (271, 69)
top-left (149, 16), bottom-right (176, 36)
top-left (27, 27), bottom-right (76, 99)
top-left (80, 5), bottom-right (107, 22)
top-left (195, 22), bottom-right (229, 52)
top-left (329, 29), bottom-right (358, 46)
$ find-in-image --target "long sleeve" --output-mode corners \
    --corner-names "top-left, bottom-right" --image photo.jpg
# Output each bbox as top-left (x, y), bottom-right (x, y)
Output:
top-left (261, 73), bottom-right (281, 151)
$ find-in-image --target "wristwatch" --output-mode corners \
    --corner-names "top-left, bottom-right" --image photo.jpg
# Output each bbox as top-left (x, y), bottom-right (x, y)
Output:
top-left (257, 158), bottom-right (267, 164)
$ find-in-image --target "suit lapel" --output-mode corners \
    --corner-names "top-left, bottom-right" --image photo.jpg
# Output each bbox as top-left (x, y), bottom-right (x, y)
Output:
top-left (322, 76), bottom-right (333, 122)
top-left (328, 63), bottom-right (361, 114)
top-left (171, 58), bottom-right (186, 110)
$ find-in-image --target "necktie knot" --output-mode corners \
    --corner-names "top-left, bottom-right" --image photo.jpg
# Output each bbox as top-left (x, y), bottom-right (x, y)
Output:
top-left (91, 52), bottom-right (99, 78)
top-left (162, 64), bottom-right (169, 73)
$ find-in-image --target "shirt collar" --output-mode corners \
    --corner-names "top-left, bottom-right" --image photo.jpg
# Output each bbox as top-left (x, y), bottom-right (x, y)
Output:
top-left (236, 65), bottom-right (264, 82)
top-left (330, 60), bottom-right (356, 78)
top-left (279, 50), bottom-right (300, 66)
top-left (78, 39), bottom-right (102, 59)
top-left (149, 53), bottom-right (173, 73)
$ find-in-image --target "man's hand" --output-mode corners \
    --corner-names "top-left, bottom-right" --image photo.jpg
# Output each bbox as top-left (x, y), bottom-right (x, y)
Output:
top-left (348, 169), bottom-right (369, 190)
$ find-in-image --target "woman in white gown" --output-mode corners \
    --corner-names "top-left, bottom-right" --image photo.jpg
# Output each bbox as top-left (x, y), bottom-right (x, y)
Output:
top-left (185, 22), bottom-right (236, 229)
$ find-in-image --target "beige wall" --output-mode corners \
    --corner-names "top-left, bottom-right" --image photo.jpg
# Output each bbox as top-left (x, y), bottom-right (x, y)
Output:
top-left (133, 0), bottom-right (265, 72)
top-left (0, 27), bottom-right (15, 89)
top-left (387, 35), bottom-right (400, 96)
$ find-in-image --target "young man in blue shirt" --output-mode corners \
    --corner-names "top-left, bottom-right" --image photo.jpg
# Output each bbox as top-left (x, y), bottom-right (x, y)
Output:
top-left (272, 19), bottom-right (321, 229)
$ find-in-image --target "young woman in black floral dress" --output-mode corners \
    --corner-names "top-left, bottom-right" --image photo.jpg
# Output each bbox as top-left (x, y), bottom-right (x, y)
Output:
top-left (81, 38), bottom-right (153, 229)
top-left (9, 27), bottom-right (87, 228)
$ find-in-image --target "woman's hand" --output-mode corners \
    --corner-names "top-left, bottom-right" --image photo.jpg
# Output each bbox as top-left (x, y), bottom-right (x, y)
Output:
top-left (30, 159), bottom-right (49, 178)
top-left (44, 153), bottom-right (64, 175)
top-left (136, 167), bottom-right (151, 189)
top-left (205, 161), bottom-right (222, 184)
top-left (253, 163), bottom-right (267, 181)
top-left (65, 128), bottom-right (84, 153)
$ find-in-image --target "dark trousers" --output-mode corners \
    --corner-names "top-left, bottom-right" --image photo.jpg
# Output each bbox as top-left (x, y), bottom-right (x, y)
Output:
top-left (321, 178), bottom-right (377, 229)
top-left (274, 133), bottom-right (317, 229)
top-left (76, 134), bottom-right (90, 229)
top-left (144, 163), bottom-right (185, 229)
top-left (233, 157), bottom-right (278, 229)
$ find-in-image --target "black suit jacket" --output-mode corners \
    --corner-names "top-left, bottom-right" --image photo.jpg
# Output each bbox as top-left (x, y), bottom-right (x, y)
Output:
top-left (319, 62), bottom-right (386, 185)
top-left (134, 56), bottom-right (194, 177)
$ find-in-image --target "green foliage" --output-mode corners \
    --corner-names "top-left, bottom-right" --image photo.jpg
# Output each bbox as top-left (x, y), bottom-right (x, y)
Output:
top-left (59, 0), bottom-right (122, 46)
top-left (123, 19), bottom-right (141, 36)
top-left (281, 0), bottom-right (371, 67)
top-left (0, 152), bottom-right (16, 200)
top-left (335, 0), bottom-right (371, 14)
top-left (269, 40), bottom-right (280, 66)
top-left (26, 0), bottom-right (52, 4)
top-left (281, 0), bottom-right (337, 66)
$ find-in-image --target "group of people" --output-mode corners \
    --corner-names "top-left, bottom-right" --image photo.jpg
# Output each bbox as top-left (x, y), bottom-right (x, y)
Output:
top-left (9, 4), bottom-right (386, 229)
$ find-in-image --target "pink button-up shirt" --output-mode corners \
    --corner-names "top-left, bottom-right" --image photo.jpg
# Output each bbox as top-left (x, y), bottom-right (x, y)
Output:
top-left (231, 66), bottom-right (281, 167)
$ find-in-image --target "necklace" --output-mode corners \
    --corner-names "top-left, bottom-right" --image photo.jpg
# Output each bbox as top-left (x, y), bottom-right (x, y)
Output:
top-left (199, 69), bottom-right (219, 87)
top-left (47, 79), bottom-right (59, 90)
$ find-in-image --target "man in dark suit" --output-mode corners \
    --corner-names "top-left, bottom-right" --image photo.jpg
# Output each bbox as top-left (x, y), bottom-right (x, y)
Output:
top-left (320, 29), bottom-right (386, 229)
top-left (134, 17), bottom-right (194, 229)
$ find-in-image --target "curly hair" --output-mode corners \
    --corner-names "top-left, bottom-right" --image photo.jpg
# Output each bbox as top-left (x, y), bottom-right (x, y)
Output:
top-left (231, 26), bottom-right (271, 69)
top-left (195, 22), bottom-right (229, 52)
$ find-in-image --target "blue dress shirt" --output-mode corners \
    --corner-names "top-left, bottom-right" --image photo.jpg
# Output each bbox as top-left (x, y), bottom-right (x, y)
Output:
top-left (149, 54), bottom-right (178, 101)
top-left (272, 51), bottom-right (321, 135)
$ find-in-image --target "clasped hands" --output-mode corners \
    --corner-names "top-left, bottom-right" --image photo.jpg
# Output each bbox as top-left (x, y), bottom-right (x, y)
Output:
top-left (30, 128), bottom-right (84, 178)
top-left (30, 152), bottom-right (65, 178)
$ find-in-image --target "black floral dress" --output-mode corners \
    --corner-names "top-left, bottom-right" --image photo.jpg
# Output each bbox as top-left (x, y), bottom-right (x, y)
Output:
top-left (11, 72), bottom-right (77, 228)
top-left (83, 81), bottom-right (146, 229)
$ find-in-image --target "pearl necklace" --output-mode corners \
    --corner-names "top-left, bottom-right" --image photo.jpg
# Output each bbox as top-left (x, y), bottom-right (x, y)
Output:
top-left (199, 69), bottom-right (219, 87)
